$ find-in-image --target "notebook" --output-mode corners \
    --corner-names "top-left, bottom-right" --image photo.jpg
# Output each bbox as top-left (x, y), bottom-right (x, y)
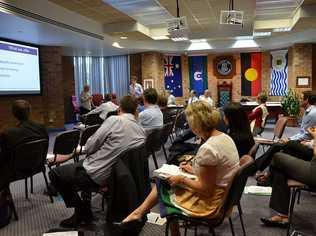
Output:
top-left (153, 164), bottom-right (197, 180)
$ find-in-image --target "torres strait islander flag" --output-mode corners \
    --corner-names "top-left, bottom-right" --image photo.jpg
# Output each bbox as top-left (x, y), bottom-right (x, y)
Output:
top-left (164, 56), bottom-right (183, 97)
top-left (241, 52), bottom-right (262, 96)
top-left (188, 56), bottom-right (208, 96)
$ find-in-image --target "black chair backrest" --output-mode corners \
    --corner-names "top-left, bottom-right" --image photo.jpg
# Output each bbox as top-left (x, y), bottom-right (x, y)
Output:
top-left (145, 128), bottom-right (162, 153)
top-left (12, 139), bottom-right (49, 179)
top-left (53, 129), bottom-right (80, 155)
top-left (106, 110), bottom-right (118, 119)
top-left (174, 110), bottom-right (187, 130)
top-left (224, 155), bottom-right (255, 212)
top-left (79, 125), bottom-right (100, 146)
top-left (85, 113), bottom-right (103, 126)
top-left (120, 144), bottom-right (149, 203)
top-left (161, 122), bottom-right (174, 145)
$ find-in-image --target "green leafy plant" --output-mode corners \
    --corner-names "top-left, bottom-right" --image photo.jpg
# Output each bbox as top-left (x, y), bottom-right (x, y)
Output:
top-left (281, 89), bottom-right (301, 117)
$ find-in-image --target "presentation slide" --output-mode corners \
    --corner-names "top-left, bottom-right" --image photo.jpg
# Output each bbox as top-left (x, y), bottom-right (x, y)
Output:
top-left (0, 40), bottom-right (41, 95)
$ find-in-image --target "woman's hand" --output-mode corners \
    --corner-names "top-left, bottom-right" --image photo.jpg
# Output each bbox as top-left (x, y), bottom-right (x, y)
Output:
top-left (179, 162), bottom-right (193, 174)
top-left (167, 175), bottom-right (184, 187)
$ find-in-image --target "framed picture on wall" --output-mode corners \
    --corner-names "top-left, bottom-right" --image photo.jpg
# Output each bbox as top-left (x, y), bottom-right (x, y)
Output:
top-left (296, 76), bottom-right (311, 88)
top-left (144, 79), bottom-right (154, 89)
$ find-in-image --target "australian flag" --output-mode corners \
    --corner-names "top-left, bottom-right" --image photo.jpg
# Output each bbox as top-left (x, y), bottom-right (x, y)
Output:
top-left (164, 56), bottom-right (183, 97)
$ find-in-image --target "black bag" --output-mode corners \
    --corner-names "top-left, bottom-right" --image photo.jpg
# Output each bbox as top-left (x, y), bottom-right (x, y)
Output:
top-left (0, 188), bottom-right (13, 229)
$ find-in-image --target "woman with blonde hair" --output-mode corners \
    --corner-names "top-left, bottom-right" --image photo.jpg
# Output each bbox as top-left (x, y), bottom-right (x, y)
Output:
top-left (118, 101), bottom-right (240, 235)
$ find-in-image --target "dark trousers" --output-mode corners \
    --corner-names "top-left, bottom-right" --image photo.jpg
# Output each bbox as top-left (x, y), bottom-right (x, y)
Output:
top-left (269, 153), bottom-right (316, 215)
top-left (49, 162), bottom-right (99, 211)
top-left (255, 140), bottom-right (313, 171)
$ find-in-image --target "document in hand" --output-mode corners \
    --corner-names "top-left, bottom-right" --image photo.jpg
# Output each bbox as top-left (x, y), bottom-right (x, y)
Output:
top-left (43, 232), bottom-right (79, 236)
top-left (153, 164), bottom-right (197, 180)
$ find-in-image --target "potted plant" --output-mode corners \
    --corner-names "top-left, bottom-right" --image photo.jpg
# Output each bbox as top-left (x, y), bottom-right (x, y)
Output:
top-left (281, 89), bottom-right (301, 127)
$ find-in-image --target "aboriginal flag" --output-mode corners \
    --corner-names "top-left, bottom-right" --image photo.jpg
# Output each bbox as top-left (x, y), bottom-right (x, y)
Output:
top-left (241, 52), bottom-right (262, 96)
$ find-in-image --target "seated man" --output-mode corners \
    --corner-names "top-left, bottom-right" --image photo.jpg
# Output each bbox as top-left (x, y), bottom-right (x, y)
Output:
top-left (199, 89), bottom-right (214, 107)
top-left (261, 126), bottom-right (316, 228)
top-left (0, 100), bottom-right (48, 190)
top-left (255, 91), bottom-right (316, 173)
top-left (166, 90), bottom-right (176, 106)
top-left (86, 93), bottom-right (118, 120)
top-left (49, 96), bottom-right (146, 228)
top-left (139, 88), bottom-right (163, 130)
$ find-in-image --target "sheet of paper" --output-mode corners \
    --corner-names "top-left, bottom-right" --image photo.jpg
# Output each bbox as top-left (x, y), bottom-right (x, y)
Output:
top-left (43, 231), bottom-right (78, 236)
top-left (244, 186), bottom-right (272, 196)
top-left (146, 212), bottom-right (166, 225)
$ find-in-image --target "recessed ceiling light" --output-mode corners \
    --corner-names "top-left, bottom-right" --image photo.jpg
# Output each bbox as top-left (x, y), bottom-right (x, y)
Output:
top-left (112, 42), bottom-right (124, 48)
top-left (151, 35), bottom-right (169, 40)
top-left (190, 39), bottom-right (207, 43)
top-left (120, 36), bottom-right (128, 39)
top-left (273, 27), bottom-right (291, 32)
top-left (232, 39), bottom-right (258, 48)
top-left (187, 41), bottom-right (212, 51)
top-left (253, 31), bottom-right (271, 37)
top-left (171, 37), bottom-right (189, 42)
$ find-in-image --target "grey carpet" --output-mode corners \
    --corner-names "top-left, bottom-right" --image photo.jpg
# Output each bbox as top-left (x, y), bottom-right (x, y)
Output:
top-left (1, 124), bottom-right (316, 235)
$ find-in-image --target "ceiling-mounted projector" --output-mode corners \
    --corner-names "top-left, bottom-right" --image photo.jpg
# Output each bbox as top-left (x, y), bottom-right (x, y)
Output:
top-left (166, 16), bottom-right (188, 33)
top-left (220, 10), bottom-right (243, 25)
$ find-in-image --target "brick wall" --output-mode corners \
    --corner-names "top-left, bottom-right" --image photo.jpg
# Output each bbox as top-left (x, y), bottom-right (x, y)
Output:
top-left (141, 52), bottom-right (164, 93)
top-left (0, 47), bottom-right (75, 129)
top-left (131, 43), bottom-right (315, 105)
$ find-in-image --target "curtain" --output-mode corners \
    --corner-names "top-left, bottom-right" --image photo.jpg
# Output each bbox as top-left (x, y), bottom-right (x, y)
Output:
top-left (74, 55), bottom-right (129, 99)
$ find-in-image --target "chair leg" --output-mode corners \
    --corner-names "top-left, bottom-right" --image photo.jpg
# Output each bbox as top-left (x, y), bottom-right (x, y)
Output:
top-left (30, 175), bottom-right (34, 194)
top-left (152, 151), bottom-right (159, 169)
top-left (162, 145), bottom-right (168, 163)
top-left (42, 171), bottom-right (54, 203)
top-left (287, 188), bottom-right (298, 236)
top-left (8, 187), bottom-right (18, 220)
top-left (165, 219), bottom-right (170, 236)
top-left (238, 203), bottom-right (247, 236)
top-left (102, 194), bottom-right (105, 211)
top-left (209, 227), bottom-right (216, 236)
top-left (229, 217), bottom-right (236, 236)
top-left (194, 225), bottom-right (198, 236)
top-left (297, 190), bottom-right (301, 204)
top-left (25, 178), bottom-right (28, 199)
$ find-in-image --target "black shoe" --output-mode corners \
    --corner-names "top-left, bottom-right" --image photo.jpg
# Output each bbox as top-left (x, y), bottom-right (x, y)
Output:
top-left (112, 219), bottom-right (145, 235)
top-left (113, 219), bottom-right (144, 230)
top-left (60, 212), bottom-right (93, 228)
top-left (260, 217), bottom-right (289, 228)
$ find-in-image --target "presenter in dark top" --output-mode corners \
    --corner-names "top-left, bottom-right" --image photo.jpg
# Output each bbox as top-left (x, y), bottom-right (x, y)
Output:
top-left (0, 100), bottom-right (48, 190)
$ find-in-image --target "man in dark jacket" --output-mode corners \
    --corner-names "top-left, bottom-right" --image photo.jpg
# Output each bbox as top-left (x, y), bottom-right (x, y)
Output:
top-left (0, 100), bottom-right (48, 190)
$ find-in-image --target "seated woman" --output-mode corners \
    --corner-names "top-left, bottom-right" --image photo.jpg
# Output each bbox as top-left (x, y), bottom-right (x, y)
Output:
top-left (248, 93), bottom-right (269, 136)
top-left (120, 101), bottom-right (240, 235)
top-left (223, 103), bottom-right (255, 157)
top-left (261, 126), bottom-right (316, 227)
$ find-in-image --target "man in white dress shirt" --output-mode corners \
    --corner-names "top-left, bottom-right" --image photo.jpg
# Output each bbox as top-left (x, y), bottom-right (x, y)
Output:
top-left (86, 93), bottom-right (118, 120)
top-left (166, 90), bottom-right (176, 106)
top-left (199, 89), bottom-right (214, 107)
top-left (129, 76), bottom-right (143, 98)
top-left (188, 90), bottom-right (198, 104)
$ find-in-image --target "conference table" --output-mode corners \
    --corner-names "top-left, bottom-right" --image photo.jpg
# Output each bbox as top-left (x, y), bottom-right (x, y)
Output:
top-left (240, 101), bottom-right (282, 123)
